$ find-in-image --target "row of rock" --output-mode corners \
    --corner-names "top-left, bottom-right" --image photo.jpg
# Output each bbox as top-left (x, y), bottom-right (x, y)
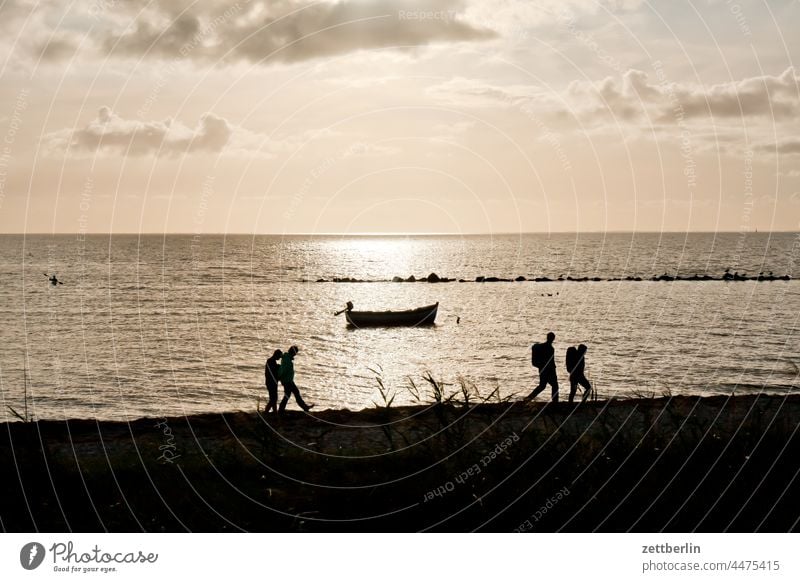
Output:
top-left (312, 271), bottom-right (793, 283)
top-left (392, 273), bottom-right (455, 283)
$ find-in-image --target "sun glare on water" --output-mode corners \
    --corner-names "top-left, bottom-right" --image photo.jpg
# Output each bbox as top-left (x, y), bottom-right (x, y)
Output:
top-left (322, 235), bottom-right (422, 277)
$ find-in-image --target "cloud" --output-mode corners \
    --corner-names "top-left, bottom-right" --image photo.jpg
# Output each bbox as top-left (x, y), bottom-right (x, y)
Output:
top-left (664, 68), bottom-right (800, 120)
top-left (44, 107), bottom-right (232, 156)
top-left (565, 69), bottom-right (654, 121)
top-left (424, 68), bottom-right (800, 157)
top-left (762, 140), bottom-right (800, 155)
top-left (100, 0), bottom-right (496, 65)
top-left (427, 77), bottom-right (540, 107)
top-left (0, 0), bottom-right (33, 22)
top-left (42, 108), bottom-right (384, 159)
top-left (567, 67), bottom-right (800, 121)
top-left (462, 0), bottom-right (644, 33)
top-left (3, 0), bottom-right (648, 67)
top-left (32, 33), bottom-right (83, 61)
top-left (428, 68), bottom-right (800, 124)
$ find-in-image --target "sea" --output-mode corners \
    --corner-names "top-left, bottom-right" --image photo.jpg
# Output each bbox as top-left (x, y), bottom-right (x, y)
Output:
top-left (0, 232), bottom-right (798, 421)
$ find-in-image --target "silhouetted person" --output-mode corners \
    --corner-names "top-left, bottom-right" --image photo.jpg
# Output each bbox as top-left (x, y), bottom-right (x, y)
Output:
top-left (527, 332), bottom-right (559, 402)
top-left (278, 346), bottom-right (314, 413)
top-left (566, 344), bottom-right (592, 403)
top-left (264, 349), bottom-right (282, 414)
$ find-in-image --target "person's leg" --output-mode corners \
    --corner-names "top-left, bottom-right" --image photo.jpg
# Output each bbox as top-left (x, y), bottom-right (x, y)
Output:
top-left (290, 382), bottom-right (311, 411)
top-left (578, 375), bottom-right (592, 402)
top-left (278, 383), bottom-right (290, 413)
top-left (266, 386), bottom-right (277, 413)
top-left (528, 373), bottom-right (548, 399)
top-left (569, 377), bottom-right (578, 403)
top-left (550, 372), bottom-right (559, 402)
top-left (539, 369), bottom-right (559, 402)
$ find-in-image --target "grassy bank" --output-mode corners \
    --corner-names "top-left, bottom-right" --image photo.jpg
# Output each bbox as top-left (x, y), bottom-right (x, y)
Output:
top-left (2, 394), bottom-right (799, 532)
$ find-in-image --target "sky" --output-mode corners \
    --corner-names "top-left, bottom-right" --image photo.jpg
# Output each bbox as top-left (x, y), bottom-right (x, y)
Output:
top-left (1, 0), bottom-right (799, 234)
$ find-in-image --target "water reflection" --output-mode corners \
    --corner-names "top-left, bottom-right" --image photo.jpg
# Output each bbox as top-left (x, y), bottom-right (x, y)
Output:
top-left (0, 234), bottom-right (798, 421)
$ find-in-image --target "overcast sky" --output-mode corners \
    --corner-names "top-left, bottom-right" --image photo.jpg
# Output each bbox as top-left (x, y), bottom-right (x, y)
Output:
top-left (1, 0), bottom-right (799, 234)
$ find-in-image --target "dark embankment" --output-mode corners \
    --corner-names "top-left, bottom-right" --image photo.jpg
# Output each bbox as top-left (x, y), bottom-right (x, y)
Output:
top-left (2, 395), bottom-right (799, 532)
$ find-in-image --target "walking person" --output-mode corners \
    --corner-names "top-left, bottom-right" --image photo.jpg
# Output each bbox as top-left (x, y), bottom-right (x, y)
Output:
top-left (566, 344), bottom-right (592, 403)
top-left (527, 332), bottom-right (559, 402)
top-left (278, 346), bottom-right (314, 413)
top-left (264, 349), bottom-right (282, 414)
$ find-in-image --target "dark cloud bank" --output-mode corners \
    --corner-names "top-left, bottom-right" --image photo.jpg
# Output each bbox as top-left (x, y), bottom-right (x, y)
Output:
top-left (99, 0), bottom-right (495, 64)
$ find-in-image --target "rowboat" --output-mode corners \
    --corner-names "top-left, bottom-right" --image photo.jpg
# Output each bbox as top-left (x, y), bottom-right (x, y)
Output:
top-left (342, 302), bottom-right (439, 327)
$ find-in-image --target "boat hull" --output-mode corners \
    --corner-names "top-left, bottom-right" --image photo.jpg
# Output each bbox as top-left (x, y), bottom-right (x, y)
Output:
top-left (345, 303), bottom-right (438, 327)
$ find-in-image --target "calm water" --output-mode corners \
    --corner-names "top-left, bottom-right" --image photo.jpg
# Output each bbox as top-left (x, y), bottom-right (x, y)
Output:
top-left (1, 233), bottom-right (798, 421)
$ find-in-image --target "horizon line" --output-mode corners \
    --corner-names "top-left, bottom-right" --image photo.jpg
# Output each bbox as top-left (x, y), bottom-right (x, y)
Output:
top-left (1, 230), bottom-right (799, 236)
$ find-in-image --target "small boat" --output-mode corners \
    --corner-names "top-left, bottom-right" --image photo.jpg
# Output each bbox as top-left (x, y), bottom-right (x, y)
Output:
top-left (339, 302), bottom-right (439, 327)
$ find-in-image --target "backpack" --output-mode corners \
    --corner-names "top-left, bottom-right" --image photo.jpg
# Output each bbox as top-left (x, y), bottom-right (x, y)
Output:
top-left (531, 343), bottom-right (547, 369)
top-left (565, 346), bottom-right (580, 373)
top-left (277, 356), bottom-right (292, 382)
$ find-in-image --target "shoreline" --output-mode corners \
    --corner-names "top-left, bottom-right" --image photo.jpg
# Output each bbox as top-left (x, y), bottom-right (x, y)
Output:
top-left (2, 394), bottom-right (799, 532)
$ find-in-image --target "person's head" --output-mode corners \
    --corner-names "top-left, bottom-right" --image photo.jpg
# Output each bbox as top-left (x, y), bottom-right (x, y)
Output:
top-left (546, 332), bottom-right (555, 343)
top-left (271, 349), bottom-right (283, 359)
top-left (578, 344), bottom-right (587, 354)
top-left (288, 345), bottom-right (299, 357)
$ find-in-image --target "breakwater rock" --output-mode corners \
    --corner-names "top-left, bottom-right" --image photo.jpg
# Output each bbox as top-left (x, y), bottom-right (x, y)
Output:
top-left (309, 271), bottom-right (792, 284)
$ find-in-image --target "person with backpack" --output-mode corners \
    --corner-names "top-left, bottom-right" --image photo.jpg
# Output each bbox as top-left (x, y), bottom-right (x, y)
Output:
top-left (566, 343), bottom-right (592, 403)
top-left (264, 349), bottom-right (283, 415)
top-left (278, 345), bottom-right (315, 413)
top-left (527, 332), bottom-right (559, 402)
